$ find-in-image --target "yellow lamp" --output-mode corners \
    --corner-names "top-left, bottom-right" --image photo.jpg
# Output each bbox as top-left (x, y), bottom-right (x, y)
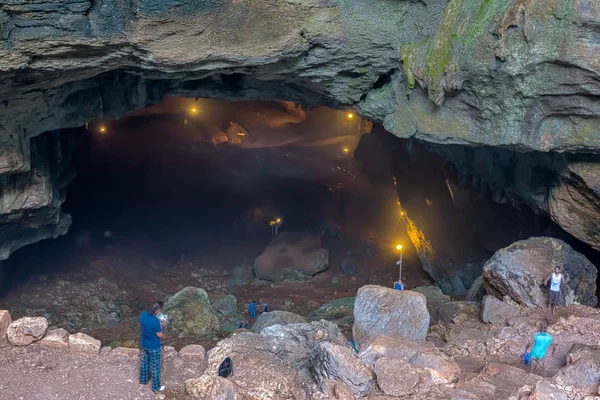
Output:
top-left (396, 244), bottom-right (403, 251)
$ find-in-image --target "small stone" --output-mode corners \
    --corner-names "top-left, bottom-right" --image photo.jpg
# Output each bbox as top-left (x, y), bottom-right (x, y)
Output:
top-left (179, 344), bottom-right (206, 362)
top-left (0, 310), bottom-right (12, 341)
top-left (7, 317), bottom-right (48, 346)
top-left (69, 332), bottom-right (101, 355)
top-left (39, 328), bottom-right (69, 348)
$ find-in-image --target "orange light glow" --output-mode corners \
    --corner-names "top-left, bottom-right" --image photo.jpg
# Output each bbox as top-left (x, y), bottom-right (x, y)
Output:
top-left (343, 147), bottom-right (349, 153)
top-left (190, 107), bottom-right (198, 114)
top-left (99, 126), bottom-right (106, 133)
top-left (396, 244), bottom-right (403, 251)
top-left (237, 132), bottom-right (246, 136)
top-left (346, 112), bottom-right (354, 119)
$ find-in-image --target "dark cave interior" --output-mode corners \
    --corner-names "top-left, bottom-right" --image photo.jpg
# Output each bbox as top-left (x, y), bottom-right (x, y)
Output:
top-left (0, 97), bottom-right (598, 346)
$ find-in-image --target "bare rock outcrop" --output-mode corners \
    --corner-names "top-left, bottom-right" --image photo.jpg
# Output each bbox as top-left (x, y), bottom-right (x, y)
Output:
top-left (482, 237), bottom-right (597, 308)
top-left (374, 357), bottom-right (429, 397)
top-left (309, 342), bottom-right (372, 397)
top-left (185, 375), bottom-right (239, 400)
top-left (39, 328), bottom-right (69, 349)
top-left (253, 232), bottom-right (329, 282)
top-left (163, 287), bottom-right (221, 336)
top-left (481, 296), bottom-right (520, 325)
top-left (69, 332), bottom-right (101, 355)
top-left (251, 310), bottom-right (306, 332)
top-left (7, 317), bottom-right (48, 346)
top-left (352, 285), bottom-right (429, 349)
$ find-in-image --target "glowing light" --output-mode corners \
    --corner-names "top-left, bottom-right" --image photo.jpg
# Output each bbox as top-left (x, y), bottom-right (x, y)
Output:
top-left (343, 147), bottom-right (349, 153)
top-left (190, 107), bottom-right (199, 114)
top-left (237, 132), bottom-right (246, 136)
top-left (346, 112), bottom-right (354, 119)
top-left (276, 218), bottom-right (281, 223)
top-left (99, 126), bottom-right (106, 133)
top-left (400, 211), bottom-right (405, 216)
top-left (396, 244), bottom-right (403, 251)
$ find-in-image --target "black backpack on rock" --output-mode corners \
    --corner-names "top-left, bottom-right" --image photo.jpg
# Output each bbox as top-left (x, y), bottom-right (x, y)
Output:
top-left (218, 357), bottom-right (233, 378)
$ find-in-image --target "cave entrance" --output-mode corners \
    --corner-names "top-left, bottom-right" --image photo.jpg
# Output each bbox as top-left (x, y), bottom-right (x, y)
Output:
top-left (0, 97), bottom-right (428, 346)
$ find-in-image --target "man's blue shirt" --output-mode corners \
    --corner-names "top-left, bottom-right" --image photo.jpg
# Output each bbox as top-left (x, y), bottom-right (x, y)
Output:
top-left (394, 282), bottom-right (404, 291)
top-left (531, 332), bottom-right (553, 359)
top-left (139, 311), bottom-right (162, 349)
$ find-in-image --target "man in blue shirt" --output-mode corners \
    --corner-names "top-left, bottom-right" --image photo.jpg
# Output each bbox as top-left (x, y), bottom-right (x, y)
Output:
top-left (139, 301), bottom-right (167, 393)
top-left (524, 324), bottom-right (555, 374)
top-left (394, 279), bottom-right (404, 291)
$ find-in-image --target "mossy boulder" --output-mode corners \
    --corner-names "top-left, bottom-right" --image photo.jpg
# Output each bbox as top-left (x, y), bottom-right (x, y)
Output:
top-left (163, 287), bottom-right (220, 337)
top-left (307, 297), bottom-right (355, 327)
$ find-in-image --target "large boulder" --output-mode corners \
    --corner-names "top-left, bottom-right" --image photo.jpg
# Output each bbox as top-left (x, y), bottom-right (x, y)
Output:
top-left (482, 237), bottom-right (597, 308)
top-left (553, 344), bottom-right (600, 394)
top-left (374, 357), bottom-right (429, 397)
top-left (0, 310), bottom-right (11, 341)
top-left (253, 232), bottom-right (329, 281)
top-left (411, 286), bottom-right (450, 324)
top-left (39, 328), bottom-right (69, 348)
top-left (252, 310), bottom-right (306, 332)
top-left (436, 301), bottom-right (481, 324)
top-left (352, 285), bottom-right (429, 349)
top-left (185, 375), bottom-right (239, 400)
top-left (307, 297), bottom-right (355, 326)
top-left (7, 317), bottom-right (48, 346)
top-left (465, 276), bottom-right (485, 303)
top-left (205, 333), bottom-right (309, 400)
top-left (309, 342), bottom-right (372, 397)
top-left (359, 336), bottom-right (460, 384)
top-left (163, 287), bottom-right (220, 336)
top-left (212, 294), bottom-right (238, 317)
top-left (260, 320), bottom-right (350, 352)
top-left (481, 296), bottom-right (520, 325)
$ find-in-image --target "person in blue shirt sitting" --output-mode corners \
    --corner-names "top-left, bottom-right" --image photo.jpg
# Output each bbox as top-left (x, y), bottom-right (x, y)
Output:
top-left (393, 279), bottom-right (404, 291)
top-left (139, 301), bottom-right (167, 393)
top-left (249, 300), bottom-right (257, 319)
top-left (523, 323), bottom-right (555, 374)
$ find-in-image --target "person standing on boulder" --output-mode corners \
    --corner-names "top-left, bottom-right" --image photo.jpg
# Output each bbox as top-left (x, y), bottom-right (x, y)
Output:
top-left (139, 301), bottom-right (167, 393)
top-left (523, 323), bottom-right (555, 375)
top-left (544, 267), bottom-right (569, 315)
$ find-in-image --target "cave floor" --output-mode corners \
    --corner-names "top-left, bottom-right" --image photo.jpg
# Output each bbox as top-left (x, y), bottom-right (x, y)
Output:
top-left (0, 231), bottom-right (431, 349)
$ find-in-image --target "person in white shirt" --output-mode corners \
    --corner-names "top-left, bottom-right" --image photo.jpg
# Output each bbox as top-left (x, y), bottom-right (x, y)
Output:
top-left (544, 267), bottom-right (569, 315)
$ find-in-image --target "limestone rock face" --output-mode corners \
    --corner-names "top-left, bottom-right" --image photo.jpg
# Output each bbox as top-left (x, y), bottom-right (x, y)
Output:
top-left (0, 0), bottom-right (599, 259)
top-left (307, 297), bottom-right (355, 327)
top-left (374, 357), bottom-right (428, 397)
top-left (465, 276), bottom-right (485, 303)
top-left (227, 265), bottom-right (255, 287)
top-left (69, 332), bottom-right (101, 355)
top-left (352, 285), bottom-right (429, 349)
top-left (253, 232), bottom-right (329, 281)
top-left (309, 342), bottom-right (372, 397)
top-left (436, 301), bottom-right (481, 324)
top-left (7, 317), bottom-right (48, 346)
top-left (482, 237), bottom-right (597, 308)
top-left (0, 310), bottom-right (12, 341)
top-left (411, 286), bottom-right (450, 324)
top-left (185, 376), bottom-right (239, 400)
top-left (553, 344), bottom-right (600, 394)
top-left (251, 311), bottom-right (306, 332)
top-left (163, 287), bottom-right (220, 336)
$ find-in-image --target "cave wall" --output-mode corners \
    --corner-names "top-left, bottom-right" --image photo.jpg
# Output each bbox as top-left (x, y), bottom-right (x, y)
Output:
top-left (0, 0), bottom-right (599, 258)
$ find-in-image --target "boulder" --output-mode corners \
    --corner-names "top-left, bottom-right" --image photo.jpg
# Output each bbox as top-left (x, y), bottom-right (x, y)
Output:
top-left (310, 342), bottom-right (372, 397)
top-left (39, 328), bottom-right (69, 348)
top-left (374, 357), bottom-right (429, 397)
top-left (465, 276), bottom-right (485, 303)
top-left (109, 347), bottom-right (140, 359)
top-left (205, 333), bottom-right (309, 400)
top-left (0, 310), bottom-right (12, 341)
top-left (253, 232), bottom-right (329, 281)
top-left (321, 379), bottom-right (356, 400)
top-left (307, 297), bottom-right (355, 326)
top-left (340, 257), bottom-right (358, 275)
top-left (179, 344), bottom-right (206, 362)
top-left (69, 332), bottom-right (101, 355)
top-left (482, 237), bottom-right (597, 308)
top-left (163, 287), bottom-right (220, 336)
top-left (359, 336), bottom-right (460, 384)
top-left (260, 320), bottom-right (350, 353)
top-left (411, 285), bottom-right (450, 324)
top-left (436, 301), bottom-right (481, 324)
top-left (553, 344), bottom-right (600, 393)
top-left (7, 317), bottom-right (48, 346)
top-left (520, 380), bottom-right (569, 400)
top-left (220, 313), bottom-right (249, 334)
top-left (186, 375), bottom-right (239, 400)
top-left (481, 296), bottom-right (520, 325)
top-left (228, 265), bottom-right (255, 287)
top-left (252, 310), bottom-right (306, 332)
top-left (212, 294), bottom-right (237, 317)
top-left (352, 285), bottom-right (429, 349)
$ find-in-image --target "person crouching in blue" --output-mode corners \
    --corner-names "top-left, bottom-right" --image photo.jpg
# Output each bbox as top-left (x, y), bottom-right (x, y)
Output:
top-left (523, 322), bottom-right (555, 375)
top-left (394, 279), bottom-right (404, 291)
top-left (139, 301), bottom-right (167, 393)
